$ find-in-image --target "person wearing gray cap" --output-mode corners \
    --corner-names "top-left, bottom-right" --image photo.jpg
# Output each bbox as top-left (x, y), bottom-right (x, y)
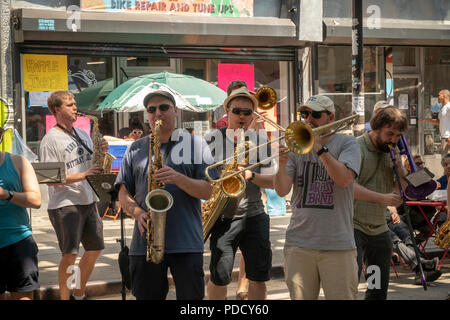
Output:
top-left (115, 90), bottom-right (217, 300)
top-left (274, 95), bottom-right (362, 300)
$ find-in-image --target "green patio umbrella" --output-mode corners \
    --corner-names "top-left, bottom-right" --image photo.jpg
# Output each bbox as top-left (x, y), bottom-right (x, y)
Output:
top-left (97, 72), bottom-right (227, 113)
top-left (74, 78), bottom-right (114, 111)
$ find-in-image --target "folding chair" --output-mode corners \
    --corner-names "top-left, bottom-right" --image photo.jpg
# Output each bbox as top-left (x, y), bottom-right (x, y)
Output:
top-left (103, 201), bottom-right (122, 222)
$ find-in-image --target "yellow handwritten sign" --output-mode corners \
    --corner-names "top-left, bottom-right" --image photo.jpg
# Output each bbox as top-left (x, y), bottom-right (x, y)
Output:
top-left (23, 54), bottom-right (68, 92)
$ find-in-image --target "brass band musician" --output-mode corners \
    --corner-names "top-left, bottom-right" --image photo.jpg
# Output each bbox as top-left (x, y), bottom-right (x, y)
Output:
top-left (274, 95), bottom-right (361, 300)
top-left (39, 91), bottom-right (109, 300)
top-left (205, 86), bottom-right (276, 300)
top-left (115, 90), bottom-right (215, 300)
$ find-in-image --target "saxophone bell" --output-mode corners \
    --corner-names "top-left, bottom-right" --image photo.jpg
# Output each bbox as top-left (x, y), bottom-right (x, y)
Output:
top-left (145, 189), bottom-right (174, 213)
top-left (145, 189), bottom-right (173, 264)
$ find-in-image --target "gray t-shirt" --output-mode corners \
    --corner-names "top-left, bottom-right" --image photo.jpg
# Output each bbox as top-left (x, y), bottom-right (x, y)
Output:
top-left (285, 134), bottom-right (361, 250)
top-left (39, 127), bottom-right (98, 210)
top-left (204, 128), bottom-right (271, 219)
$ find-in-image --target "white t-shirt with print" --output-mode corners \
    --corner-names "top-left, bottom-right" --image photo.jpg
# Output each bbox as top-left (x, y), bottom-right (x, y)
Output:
top-left (40, 127), bottom-right (98, 210)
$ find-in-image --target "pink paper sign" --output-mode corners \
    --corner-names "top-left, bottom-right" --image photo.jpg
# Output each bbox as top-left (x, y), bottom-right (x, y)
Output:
top-left (218, 63), bottom-right (255, 93)
top-left (45, 115), bottom-right (91, 136)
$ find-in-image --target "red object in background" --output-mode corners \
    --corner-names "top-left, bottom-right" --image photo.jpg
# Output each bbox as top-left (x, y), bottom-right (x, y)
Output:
top-left (216, 115), bottom-right (228, 129)
top-left (218, 63), bottom-right (255, 93)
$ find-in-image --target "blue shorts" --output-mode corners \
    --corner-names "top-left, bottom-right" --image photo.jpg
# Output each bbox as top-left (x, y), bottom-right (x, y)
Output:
top-left (0, 236), bottom-right (40, 294)
top-left (209, 213), bottom-right (272, 286)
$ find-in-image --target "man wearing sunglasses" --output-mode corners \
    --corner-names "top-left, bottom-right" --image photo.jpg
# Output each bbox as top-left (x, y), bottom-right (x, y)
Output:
top-left (115, 90), bottom-right (216, 300)
top-left (206, 86), bottom-right (276, 300)
top-left (274, 95), bottom-right (362, 300)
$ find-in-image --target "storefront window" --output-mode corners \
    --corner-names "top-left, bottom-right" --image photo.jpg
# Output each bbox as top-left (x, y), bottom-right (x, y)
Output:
top-left (24, 55), bottom-right (113, 155)
top-left (423, 47), bottom-right (450, 154)
top-left (318, 46), bottom-right (385, 121)
top-left (393, 47), bottom-right (417, 67)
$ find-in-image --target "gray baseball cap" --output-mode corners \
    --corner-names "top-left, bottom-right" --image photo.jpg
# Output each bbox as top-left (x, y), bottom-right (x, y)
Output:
top-left (299, 95), bottom-right (335, 114)
top-left (143, 90), bottom-right (176, 108)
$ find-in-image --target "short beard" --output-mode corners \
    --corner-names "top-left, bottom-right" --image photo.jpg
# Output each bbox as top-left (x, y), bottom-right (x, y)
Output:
top-left (375, 136), bottom-right (392, 153)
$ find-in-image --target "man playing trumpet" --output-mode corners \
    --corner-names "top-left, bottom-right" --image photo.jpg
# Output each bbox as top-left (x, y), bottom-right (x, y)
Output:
top-left (274, 95), bottom-right (361, 300)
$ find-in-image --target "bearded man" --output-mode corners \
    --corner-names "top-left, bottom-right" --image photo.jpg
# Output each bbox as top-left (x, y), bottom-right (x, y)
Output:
top-left (354, 106), bottom-right (408, 300)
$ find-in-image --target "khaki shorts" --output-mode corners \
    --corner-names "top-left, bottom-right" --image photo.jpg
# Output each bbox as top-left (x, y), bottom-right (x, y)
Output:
top-left (48, 203), bottom-right (104, 255)
top-left (284, 245), bottom-right (358, 300)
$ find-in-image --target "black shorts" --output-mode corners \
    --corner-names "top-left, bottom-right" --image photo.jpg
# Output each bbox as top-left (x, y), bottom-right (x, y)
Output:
top-left (48, 203), bottom-right (105, 254)
top-left (209, 213), bottom-right (272, 286)
top-left (0, 236), bottom-right (40, 294)
top-left (129, 253), bottom-right (204, 300)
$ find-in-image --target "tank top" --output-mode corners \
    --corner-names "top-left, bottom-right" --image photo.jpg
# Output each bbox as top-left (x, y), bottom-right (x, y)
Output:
top-left (0, 153), bottom-right (32, 248)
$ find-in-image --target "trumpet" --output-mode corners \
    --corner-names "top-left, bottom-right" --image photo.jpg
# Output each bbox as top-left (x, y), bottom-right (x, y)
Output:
top-left (205, 114), bottom-right (359, 185)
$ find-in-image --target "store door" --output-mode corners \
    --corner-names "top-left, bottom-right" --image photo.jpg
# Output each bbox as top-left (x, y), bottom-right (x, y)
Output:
top-left (392, 76), bottom-right (421, 155)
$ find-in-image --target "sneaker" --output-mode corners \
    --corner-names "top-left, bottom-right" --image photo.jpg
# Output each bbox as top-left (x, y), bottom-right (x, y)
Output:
top-left (414, 270), bottom-right (442, 285)
top-left (422, 257), bottom-right (439, 271)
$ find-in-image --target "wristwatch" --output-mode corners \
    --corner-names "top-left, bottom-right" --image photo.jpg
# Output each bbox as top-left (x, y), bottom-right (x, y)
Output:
top-left (317, 146), bottom-right (329, 156)
top-left (6, 190), bottom-right (14, 201)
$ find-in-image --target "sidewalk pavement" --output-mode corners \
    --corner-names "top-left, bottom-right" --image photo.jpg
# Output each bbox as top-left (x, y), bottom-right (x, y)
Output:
top-left (29, 208), bottom-right (450, 300)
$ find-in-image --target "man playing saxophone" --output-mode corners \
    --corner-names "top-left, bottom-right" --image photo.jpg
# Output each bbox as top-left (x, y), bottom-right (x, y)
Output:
top-left (39, 91), bottom-right (109, 300)
top-left (205, 86), bottom-right (276, 300)
top-left (274, 95), bottom-right (361, 300)
top-left (115, 90), bottom-right (215, 300)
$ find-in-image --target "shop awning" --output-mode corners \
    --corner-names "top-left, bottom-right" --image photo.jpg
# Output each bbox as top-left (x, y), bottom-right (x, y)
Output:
top-left (323, 18), bottom-right (450, 46)
top-left (13, 8), bottom-right (303, 48)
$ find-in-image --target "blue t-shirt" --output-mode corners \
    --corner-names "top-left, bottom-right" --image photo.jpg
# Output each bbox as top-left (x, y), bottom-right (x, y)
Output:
top-left (437, 175), bottom-right (448, 190)
top-left (0, 153), bottom-right (32, 248)
top-left (114, 130), bottom-right (218, 255)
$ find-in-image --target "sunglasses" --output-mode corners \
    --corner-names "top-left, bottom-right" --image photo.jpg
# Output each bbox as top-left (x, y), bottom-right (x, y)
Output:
top-left (415, 161), bottom-right (424, 166)
top-left (300, 110), bottom-right (330, 119)
top-left (146, 104), bottom-right (172, 114)
top-left (231, 108), bottom-right (253, 116)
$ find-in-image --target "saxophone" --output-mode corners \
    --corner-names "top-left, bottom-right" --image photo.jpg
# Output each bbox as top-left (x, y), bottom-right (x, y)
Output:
top-left (145, 120), bottom-right (174, 263)
top-left (77, 112), bottom-right (115, 173)
top-left (434, 220), bottom-right (450, 249)
top-left (202, 137), bottom-right (248, 242)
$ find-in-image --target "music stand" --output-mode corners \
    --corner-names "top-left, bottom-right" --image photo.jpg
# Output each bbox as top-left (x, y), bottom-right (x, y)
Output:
top-left (86, 174), bottom-right (117, 217)
top-left (32, 162), bottom-right (66, 184)
top-left (30, 162), bottom-right (67, 228)
top-left (86, 174), bottom-right (131, 300)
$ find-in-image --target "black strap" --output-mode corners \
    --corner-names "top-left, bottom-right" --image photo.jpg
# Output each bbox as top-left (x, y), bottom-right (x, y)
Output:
top-left (56, 124), bottom-right (93, 155)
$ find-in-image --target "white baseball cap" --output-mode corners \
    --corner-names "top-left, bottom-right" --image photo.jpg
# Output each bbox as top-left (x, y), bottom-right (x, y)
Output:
top-left (299, 95), bottom-right (335, 114)
top-left (373, 100), bottom-right (390, 112)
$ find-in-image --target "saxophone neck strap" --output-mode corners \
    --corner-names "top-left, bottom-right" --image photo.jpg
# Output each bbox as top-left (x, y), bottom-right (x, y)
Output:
top-left (56, 124), bottom-right (93, 155)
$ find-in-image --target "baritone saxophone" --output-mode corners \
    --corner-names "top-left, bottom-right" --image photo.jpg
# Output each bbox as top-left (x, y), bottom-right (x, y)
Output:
top-left (145, 119), bottom-right (174, 264)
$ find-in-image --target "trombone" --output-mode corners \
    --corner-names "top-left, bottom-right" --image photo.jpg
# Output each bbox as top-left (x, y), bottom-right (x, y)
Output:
top-left (205, 86), bottom-right (359, 185)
